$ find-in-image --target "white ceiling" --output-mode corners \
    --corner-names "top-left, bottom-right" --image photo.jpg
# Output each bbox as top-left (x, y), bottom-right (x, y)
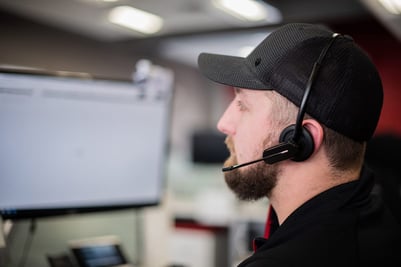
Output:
top-left (1, 0), bottom-right (399, 42)
top-left (0, 0), bottom-right (282, 41)
top-left (0, 0), bottom-right (399, 68)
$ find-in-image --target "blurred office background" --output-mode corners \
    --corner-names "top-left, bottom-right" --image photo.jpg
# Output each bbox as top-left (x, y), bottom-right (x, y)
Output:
top-left (0, 0), bottom-right (400, 267)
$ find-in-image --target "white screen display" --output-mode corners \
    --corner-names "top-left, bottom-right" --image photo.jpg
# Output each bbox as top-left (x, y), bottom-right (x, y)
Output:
top-left (0, 71), bottom-right (172, 218)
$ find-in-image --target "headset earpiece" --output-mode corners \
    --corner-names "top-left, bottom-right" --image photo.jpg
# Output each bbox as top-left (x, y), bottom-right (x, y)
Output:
top-left (279, 124), bottom-right (314, 162)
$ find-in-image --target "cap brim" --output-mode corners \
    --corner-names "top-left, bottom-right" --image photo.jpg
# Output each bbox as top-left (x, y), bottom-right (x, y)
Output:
top-left (197, 53), bottom-right (271, 90)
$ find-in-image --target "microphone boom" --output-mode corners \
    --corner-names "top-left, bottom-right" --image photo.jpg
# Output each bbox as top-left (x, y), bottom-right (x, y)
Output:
top-left (222, 142), bottom-right (298, 172)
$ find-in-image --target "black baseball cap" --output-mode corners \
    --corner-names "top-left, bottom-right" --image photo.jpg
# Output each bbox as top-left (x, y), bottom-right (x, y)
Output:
top-left (198, 23), bottom-right (383, 142)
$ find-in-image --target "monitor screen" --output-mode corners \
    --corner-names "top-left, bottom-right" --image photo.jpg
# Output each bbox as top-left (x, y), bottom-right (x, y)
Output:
top-left (0, 69), bottom-right (173, 219)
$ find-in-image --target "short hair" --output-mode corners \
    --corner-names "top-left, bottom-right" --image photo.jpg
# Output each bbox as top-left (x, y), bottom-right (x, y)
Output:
top-left (269, 91), bottom-right (366, 172)
top-left (322, 126), bottom-right (366, 170)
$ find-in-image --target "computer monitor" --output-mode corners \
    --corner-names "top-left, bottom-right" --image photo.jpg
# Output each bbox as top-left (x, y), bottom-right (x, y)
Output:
top-left (0, 68), bottom-right (173, 219)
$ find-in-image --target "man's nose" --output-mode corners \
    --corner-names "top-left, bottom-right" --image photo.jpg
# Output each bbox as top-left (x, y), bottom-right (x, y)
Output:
top-left (217, 102), bottom-right (236, 136)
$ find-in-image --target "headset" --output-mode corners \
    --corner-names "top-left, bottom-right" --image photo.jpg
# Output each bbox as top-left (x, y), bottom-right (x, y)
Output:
top-left (222, 33), bottom-right (341, 172)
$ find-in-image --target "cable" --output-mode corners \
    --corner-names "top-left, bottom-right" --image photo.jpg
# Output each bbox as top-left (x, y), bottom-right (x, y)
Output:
top-left (17, 219), bottom-right (36, 267)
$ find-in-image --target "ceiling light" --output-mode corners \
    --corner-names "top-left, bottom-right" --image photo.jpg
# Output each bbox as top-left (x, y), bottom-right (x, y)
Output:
top-left (108, 6), bottom-right (163, 35)
top-left (238, 46), bottom-right (255, 57)
top-left (378, 0), bottom-right (401, 14)
top-left (212, 0), bottom-right (280, 22)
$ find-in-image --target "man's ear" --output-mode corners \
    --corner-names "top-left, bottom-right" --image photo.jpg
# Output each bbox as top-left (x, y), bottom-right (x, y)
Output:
top-left (302, 119), bottom-right (324, 154)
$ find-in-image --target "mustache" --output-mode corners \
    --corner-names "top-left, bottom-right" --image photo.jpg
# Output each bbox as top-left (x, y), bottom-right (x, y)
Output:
top-left (225, 136), bottom-right (235, 153)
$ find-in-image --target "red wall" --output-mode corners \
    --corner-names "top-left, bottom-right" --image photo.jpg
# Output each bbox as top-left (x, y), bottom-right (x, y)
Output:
top-left (331, 19), bottom-right (401, 137)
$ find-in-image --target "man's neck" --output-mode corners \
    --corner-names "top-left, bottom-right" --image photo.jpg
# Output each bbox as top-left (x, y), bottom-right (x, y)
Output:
top-left (269, 159), bottom-right (360, 225)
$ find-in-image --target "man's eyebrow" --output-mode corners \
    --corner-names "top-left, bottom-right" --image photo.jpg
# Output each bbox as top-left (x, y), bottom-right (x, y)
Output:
top-left (234, 87), bottom-right (241, 94)
top-left (234, 87), bottom-right (249, 102)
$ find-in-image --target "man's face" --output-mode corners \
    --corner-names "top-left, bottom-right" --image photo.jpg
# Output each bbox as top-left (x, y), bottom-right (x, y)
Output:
top-left (217, 88), bottom-right (282, 201)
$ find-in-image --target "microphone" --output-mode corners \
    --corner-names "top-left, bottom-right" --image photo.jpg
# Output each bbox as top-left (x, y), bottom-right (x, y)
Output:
top-left (222, 158), bottom-right (266, 172)
top-left (222, 142), bottom-right (298, 172)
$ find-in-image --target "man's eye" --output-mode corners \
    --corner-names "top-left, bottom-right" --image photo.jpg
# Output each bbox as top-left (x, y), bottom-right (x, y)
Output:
top-left (237, 101), bottom-right (247, 111)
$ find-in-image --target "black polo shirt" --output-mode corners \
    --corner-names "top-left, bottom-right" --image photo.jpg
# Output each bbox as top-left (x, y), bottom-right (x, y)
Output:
top-left (238, 166), bottom-right (401, 267)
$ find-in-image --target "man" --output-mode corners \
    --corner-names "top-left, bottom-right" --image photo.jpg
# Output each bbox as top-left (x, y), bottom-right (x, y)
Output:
top-left (198, 23), bottom-right (401, 266)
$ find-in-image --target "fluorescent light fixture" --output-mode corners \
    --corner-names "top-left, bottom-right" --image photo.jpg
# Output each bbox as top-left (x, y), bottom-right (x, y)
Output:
top-left (378, 0), bottom-right (401, 14)
top-left (212, 0), bottom-right (281, 22)
top-left (108, 5), bottom-right (163, 34)
top-left (238, 46), bottom-right (255, 57)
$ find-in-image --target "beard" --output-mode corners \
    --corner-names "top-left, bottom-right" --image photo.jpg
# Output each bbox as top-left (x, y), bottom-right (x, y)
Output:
top-left (223, 135), bottom-right (280, 201)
